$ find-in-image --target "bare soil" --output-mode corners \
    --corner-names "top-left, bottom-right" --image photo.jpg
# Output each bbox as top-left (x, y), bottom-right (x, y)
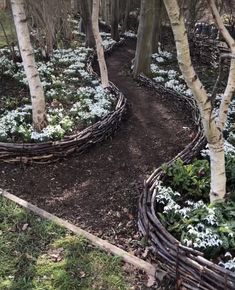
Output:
top-left (0, 39), bottom-right (195, 285)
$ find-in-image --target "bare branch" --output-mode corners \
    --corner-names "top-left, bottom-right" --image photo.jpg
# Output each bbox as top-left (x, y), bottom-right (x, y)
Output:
top-left (207, 0), bottom-right (235, 129)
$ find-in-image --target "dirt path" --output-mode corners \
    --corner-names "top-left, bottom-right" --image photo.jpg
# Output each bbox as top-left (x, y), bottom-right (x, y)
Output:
top-left (0, 39), bottom-right (194, 254)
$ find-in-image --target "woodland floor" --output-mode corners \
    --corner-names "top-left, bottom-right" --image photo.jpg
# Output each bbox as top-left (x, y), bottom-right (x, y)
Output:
top-left (0, 39), bottom-right (195, 283)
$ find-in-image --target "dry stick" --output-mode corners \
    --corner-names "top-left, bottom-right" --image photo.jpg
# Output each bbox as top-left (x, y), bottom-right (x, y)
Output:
top-left (211, 53), bottom-right (235, 108)
top-left (0, 189), bottom-right (156, 278)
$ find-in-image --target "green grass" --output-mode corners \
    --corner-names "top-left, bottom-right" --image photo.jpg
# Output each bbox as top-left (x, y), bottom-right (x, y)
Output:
top-left (0, 11), bottom-right (16, 47)
top-left (0, 196), bottom-right (131, 290)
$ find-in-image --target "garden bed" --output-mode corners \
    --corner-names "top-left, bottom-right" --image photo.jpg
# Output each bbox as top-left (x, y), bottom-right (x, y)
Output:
top-left (0, 39), bottom-right (194, 287)
top-left (138, 49), bottom-right (235, 289)
top-left (0, 34), bottom-right (127, 163)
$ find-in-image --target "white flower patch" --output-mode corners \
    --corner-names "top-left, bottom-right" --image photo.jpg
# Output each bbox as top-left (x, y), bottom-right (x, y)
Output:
top-left (219, 257), bottom-right (235, 271)
top-left (183, 224), bottom-right (223, 249)
top-left (167, 70), bottom-right (178, 79)
top-left (155, 184), bottom-right (234, 256)
top-left (0, 45), bottom-right (116, 142)
top-left (150, 50), bottom-right (196, 98)
top-left (153, 76), bottom-right (165, 83)
top-left (155, 56), bottom-right (165, 63)
top-left (124, 31), bottom-right (136, 38)
top-left (150, 64), bottom-right (159, 74)
top-left (159, 50), bottom-right (173, 60)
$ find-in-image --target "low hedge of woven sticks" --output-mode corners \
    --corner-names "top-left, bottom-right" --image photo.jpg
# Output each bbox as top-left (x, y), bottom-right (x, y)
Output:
top-left (138, 75), bottom-right (235, 290)
top-left (0, 41), bottom-right (127, 164)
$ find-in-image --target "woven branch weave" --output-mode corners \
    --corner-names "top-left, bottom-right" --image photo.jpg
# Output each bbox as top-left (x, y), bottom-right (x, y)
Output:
top-left (138, 75), bottom-right (235, 290)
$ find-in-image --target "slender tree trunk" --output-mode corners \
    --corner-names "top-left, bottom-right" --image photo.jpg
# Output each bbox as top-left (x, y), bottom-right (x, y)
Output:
top-left (101, 0), bottom-right (111, 25)
top-left (79, 0), bottom-right (95, 48)
top-left (111, 0), bottom-right (120, 41)
top-left (133, 0), bottom-right (155, 78)
top-left (92, 0), bottom-right (109, 88)
top-left (121, 0), bottom-right (131, 34)
top-left (11, 0), bottom-right (47, 131)
top-left (152, 0), bottom-right (162, 53)
top-left (208, 141), bottom-right (226, 202)
top-left (163, 0), bottom-right (227, 202)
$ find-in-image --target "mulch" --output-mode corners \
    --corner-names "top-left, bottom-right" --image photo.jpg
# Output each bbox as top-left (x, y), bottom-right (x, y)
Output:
top-left (0, 39), bottom-right (195, 285)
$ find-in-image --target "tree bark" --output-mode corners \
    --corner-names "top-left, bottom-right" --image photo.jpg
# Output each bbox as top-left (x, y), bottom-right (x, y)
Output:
top-left (111, 0), bottom-right (120, 41)
top-left (92, 0), bottom-right (109, 88)
top-left (79, 0), bottom-right (95, 48)
top-left (101, 0), bottom-right (111, 25)
top-left (152, 0), bottom-right (162, 53)
top-left (163, 0), bottom-right (226, 202)
top-left (11, 0), bottom-right (47, 132)
top-left (133, 0), bottom-right (155, 78)
top-left (121, 0), bottom-right (131, 34)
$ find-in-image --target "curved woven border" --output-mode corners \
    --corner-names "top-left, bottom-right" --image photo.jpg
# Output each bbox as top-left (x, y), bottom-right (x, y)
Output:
top-left (138, 75), bottom-right (235, 290)
top-left (0, 41), bottom-right (127, 164)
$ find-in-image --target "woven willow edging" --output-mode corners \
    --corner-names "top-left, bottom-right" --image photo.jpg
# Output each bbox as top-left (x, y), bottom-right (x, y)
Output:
top-left (138, 75), bottom-right (235, 290)
top-left (0, 42), bottom-right (127, 164)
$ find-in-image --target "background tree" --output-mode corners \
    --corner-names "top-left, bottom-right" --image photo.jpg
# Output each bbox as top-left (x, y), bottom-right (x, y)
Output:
top-left (121, 0), bottom-right (131, 34)
top-left (25, 0), bottom-right (72, 57)
top-left (101, 0), bottom-right (111, 26)
top-left (111, 0), bottom-right (120, 41)
top-left (11, 0), bottom-right (47, 131)
top-left (92, 0), bottom-right (109, 88)
top-left (79, 0), bottom-right (95, 48)
top-left (152, 0), bottom-right (162, 53)
top-left (133, 0), bottom-right (155, 78)
top-left (163, 0), bottom-right (235, 202)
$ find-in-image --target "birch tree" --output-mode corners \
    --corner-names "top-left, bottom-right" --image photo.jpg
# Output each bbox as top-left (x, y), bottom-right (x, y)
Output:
top-left (11, 0), bottom-right (47, 131)
top-left (163, 0), bottom-right (235, 202)
top-left (92, 0), bottom-right (109, 88)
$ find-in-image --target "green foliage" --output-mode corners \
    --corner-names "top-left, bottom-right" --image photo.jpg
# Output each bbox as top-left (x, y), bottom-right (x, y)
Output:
top-left (162, 159), bottom-right (210, 200)
top-left (226, 155), bottom-right (235, 196)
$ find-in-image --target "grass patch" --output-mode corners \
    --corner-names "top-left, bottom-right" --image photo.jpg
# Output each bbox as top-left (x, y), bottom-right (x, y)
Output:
top-left (0, 196), bottom-right (130, 290)
top-left (0, 11), bottom-right (16, 47)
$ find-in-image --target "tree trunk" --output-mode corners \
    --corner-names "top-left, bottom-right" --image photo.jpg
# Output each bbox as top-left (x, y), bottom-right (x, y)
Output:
top-left (163, 0), bottom-right (226, 202)
top-left (152, 0), bottom-right (162, 53)
top-left (133, 0), bottom-right (155, 78)
top-left (121, 0), bottom-right (131, 34)
top-left (11, 0), bottom-right (47, 132)
top-left (101, 0), bottom-right (111, 25)
top-left (111, 0), bottom-right (120, 41)
top-left (79, 0), bottom-right (95, 48)
top-left (92, 0), bottom-right (109, 88)
top-left (208, 141), bottom-right (226, 202)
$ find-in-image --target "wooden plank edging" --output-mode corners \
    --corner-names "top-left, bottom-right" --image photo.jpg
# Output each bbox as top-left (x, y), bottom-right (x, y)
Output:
top-left (0, 189), bottom-right (156, 278)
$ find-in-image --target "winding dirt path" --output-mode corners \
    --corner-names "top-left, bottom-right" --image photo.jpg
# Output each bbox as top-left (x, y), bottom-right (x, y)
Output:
top-left (0, 39), bottom-right (194, 253)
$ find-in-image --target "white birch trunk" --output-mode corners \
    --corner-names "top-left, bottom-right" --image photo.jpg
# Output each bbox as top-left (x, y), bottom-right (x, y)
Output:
top-left (92, 0), bottom-right (109, 88)
top-left (208, 141), bottom-right (226, 202)
top-left (11, 0), bottom-right (47, 131)
top-left (163, 0), bottom-right (227, 202)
